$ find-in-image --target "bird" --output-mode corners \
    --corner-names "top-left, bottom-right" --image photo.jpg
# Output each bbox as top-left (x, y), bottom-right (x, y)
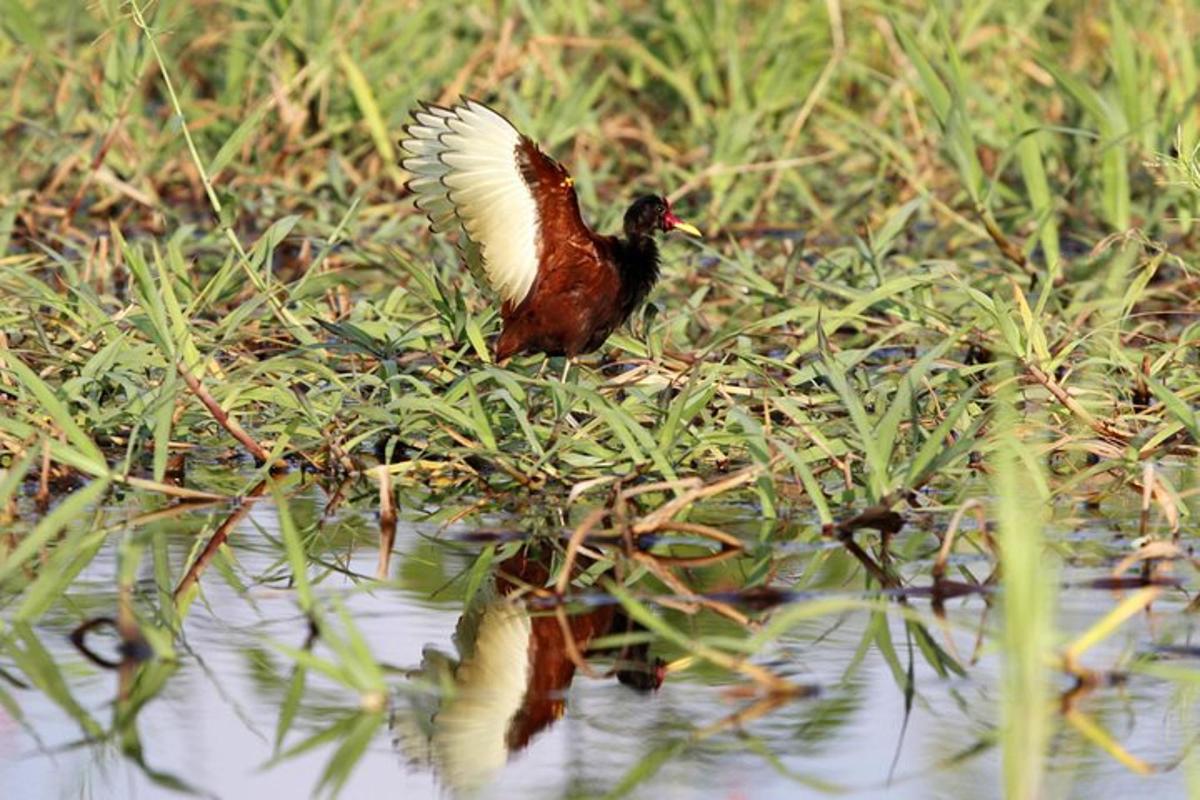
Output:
top-left (400, 98), bottom-right (701, 365)
top-left (389, 547), bottom-right (665, 791)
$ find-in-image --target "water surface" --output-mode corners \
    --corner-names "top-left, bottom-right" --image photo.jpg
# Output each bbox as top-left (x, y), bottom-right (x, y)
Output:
top-left (1, 478), bottom-right (1197, 799)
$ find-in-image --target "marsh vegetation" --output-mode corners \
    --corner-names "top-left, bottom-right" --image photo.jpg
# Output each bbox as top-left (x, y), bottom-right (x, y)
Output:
top-left (1, 1), bottom-right (1199, 797)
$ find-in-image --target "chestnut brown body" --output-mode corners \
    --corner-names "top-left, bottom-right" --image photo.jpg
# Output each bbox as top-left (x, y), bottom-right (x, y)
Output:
top-left (496, 139), bottom-right (660, 361)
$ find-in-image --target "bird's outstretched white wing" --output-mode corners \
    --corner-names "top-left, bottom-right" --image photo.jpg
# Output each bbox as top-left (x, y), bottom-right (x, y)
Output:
top-left (401, 99), bottom-right (541, 306)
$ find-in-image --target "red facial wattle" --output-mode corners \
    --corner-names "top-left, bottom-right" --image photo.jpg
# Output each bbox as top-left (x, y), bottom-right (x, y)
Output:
top-left (663, 207), bottom-right (702, 237)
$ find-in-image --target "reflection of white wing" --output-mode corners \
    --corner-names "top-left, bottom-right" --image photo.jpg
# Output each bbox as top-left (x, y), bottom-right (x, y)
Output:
top-left (390, 649), bottom-right (455, 769)
top-left (401, 99), bottom-right (541, 306)
top-left (432, 600), bottom-right (532, 790)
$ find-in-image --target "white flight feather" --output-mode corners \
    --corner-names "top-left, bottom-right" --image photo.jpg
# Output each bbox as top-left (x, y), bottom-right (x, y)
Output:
top-left (432, 600), bottom-right (533, 790)
top-left (401, 99), bottom-right (541, 306)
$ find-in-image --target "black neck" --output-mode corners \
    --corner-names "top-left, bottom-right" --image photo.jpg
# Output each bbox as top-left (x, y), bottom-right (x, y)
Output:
top-left (615, 232), bottom-right (661, 319)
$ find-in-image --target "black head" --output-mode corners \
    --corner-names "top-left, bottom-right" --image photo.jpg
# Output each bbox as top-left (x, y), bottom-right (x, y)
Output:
top-left (623, 195), bottom-right (702, 239)
top-left (623, 195), bottom-right (669, 238)
top-left (616, 657), bottom-right (668, 692)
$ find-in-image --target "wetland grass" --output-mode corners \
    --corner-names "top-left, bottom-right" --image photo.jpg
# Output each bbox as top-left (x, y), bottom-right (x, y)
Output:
top-left (1, 1), bottom-right (1199, 797)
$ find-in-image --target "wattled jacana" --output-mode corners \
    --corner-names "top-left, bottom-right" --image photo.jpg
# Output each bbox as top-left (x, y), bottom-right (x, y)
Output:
top-left (390, 547), bottom-right (664, 790)
top-left (400, 99), bottom-right (701, 362)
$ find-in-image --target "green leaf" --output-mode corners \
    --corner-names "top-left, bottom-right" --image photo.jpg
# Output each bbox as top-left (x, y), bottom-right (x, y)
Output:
top-left (1146, 377), bottom-right (1200, 440)
top-left (337, 51), bottom-right (398, 177)
top-left (208, 99), bottom-right (275, 177)
top-left (271, 480), bottom-right (313, 613)
top-left (0, 478), bottom-right (110, 587)
top-left (3, 355), bottom-right (106, 468)
top-left (315, 711), bottom-right (385, 797)
top-left (4, 623), bottom-right (103, 738)
top-left (818, 349), bottom-right (887, 502)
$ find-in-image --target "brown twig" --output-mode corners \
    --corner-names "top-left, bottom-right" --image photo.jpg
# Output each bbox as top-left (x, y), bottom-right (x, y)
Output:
top-left (825, 505), bottom-right (905, 539)
top-left (979, 209), bottom-right (1035, 275)
top-left (59, 112), bottom-right (134, 232)
top-left (933, 499), bottom-right (986, 580)
top-left (553, 604), bottom-right (604, 679)
top-left (631, 551), bottom-right (756, 629)
top-left (376, 466), bottom-right (397, 580)
top-left (174, 482), bottom-right (267, 602)
top-left (632, 460), bottom-right (776, 534)
top-left (1139, 461), bottom-right (1154, 540)
top-left (1023, 362), bottom-right (1136, 442)
top-left (35, 438), bottom-right (51, 511)
top-left (119, 475), bottom-right (227, 501)
top-left (555, 507), bottom-right (610, 596)
top-left (634, 521), bottom-right (745, 568)
top-left (177, 361), bottom-right (272, 465)
top-left (692, 689), bottom-right (818, 741)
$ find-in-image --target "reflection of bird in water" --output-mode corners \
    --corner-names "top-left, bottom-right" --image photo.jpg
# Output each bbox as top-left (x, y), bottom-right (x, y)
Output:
top-left (391, 548), bottom-right (664, 792)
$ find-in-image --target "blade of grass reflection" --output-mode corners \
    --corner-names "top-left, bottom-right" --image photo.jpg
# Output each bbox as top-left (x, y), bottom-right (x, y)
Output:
top-left (14, 523), bottom-right (107, 622)
top-left (272, 479), bottom-right (314, 613)
top-left (265, 598), bottom-right (388, 795)
top-left (738, 730), bottom-right (853, 793)
top-left (750, 596), bottom-right (884, 649)
top-left (262, 710), bottom-right (365, 771)
top-left (151, 531), bottom-right (178, 632)
top-left (461, 544), bottom-right (496, 609)
top-left (869, 608), bottom-right (909, 698)
top-left (374, 466), bottom-right (396, 580)
top-left (0, 477), bottom-right (109, 588)
top-left (268, 604), bottom-right (386, 702)
top-left (0, 678), bottom-right (27, 732)
top-left (174, 483), bottom-right (267, 611)
top-left (275, 651), bottom-right (310, 755)
top-left (886, 623), bottom-right (916, 785)
top-left (605, 579), bottom-right (801, 694)
top-left (909, 618), bottom-right (965, 679)
top-left (315, 710), bottom-right (387, 797)
top-left (629, 551), bottom-right (754, 629)
top-left (269, 617), bottom-right (322, 757)
top-left (1062, 586), bottom-right (1162, 676)
top-left (602, 738), bottom-right (690, 800)
top-left (4, 622), bottom-right (103, 739)
top-left (1064, 707), bottom-right (1154, 776)
top-left (993, 368), bottom-right (1054, 800)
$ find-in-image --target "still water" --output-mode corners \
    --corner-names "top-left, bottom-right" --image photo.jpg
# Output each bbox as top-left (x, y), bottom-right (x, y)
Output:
top-left (0, 478), bottom-right (1196, 799)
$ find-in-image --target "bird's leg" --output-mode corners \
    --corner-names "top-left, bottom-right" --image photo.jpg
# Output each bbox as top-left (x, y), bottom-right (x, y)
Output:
top-left (559, 357), bottom-right (579, 429)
